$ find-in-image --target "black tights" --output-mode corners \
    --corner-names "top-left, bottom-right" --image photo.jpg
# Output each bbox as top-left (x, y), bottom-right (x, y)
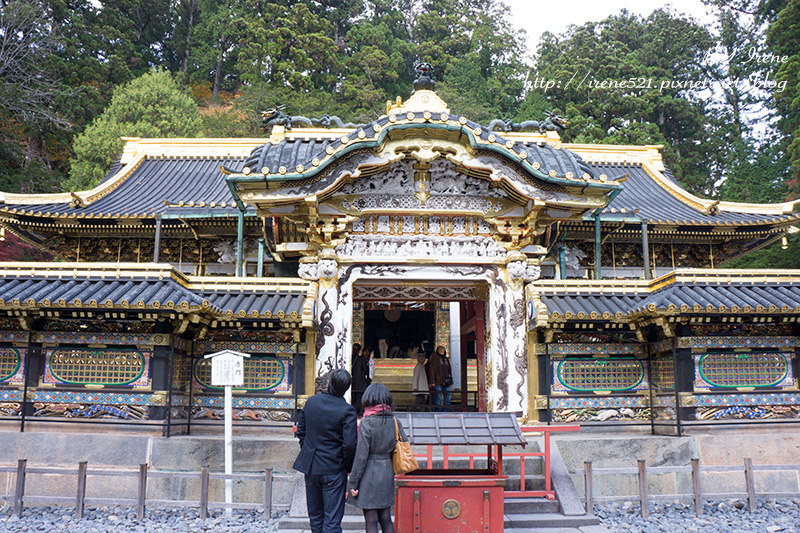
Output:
top-left (363, 507), bottom-right (393, 533)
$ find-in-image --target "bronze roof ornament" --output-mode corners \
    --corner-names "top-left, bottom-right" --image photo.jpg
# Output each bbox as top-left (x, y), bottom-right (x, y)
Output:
top-left (413, 61), bottom-right (436, 92)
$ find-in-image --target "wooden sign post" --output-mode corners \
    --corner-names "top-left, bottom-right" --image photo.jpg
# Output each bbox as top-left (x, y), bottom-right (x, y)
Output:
top-left (204, 349), bottom-right (250, 517)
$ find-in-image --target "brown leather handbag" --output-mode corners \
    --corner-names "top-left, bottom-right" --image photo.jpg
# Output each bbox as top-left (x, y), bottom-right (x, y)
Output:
top-left (392, 418), bottom-right (419, 474)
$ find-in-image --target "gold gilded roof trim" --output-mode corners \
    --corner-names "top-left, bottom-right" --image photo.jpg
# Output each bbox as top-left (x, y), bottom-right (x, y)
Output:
top-left (0, 262), bottom-right (191, 285)
top-left (0, 262), bottom-right (314, 293)
top-left (533, 268), bottom-right (800, 297)
top-left (186, 276), bottom-right (311, 292)
top-left (0, 152), bottom-right (146, 207)
top-left (119, 137), bottom-right (265, 163)
top-left (568, 142), bottom-right (799, 216)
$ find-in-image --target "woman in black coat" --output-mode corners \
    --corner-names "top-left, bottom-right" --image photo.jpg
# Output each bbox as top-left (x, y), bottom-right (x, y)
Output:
top-left (351, 344), bottom-right (371, 414)
top-left (347, 382), bottom-right (407, 533)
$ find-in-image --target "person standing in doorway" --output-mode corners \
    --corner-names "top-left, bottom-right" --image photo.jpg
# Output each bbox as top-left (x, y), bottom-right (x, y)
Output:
top-left (376, 321), bottom-right (390, 359)
top-left (427, 344), bottom-right (452, 411)
top-left (351, 344), bottom-right (371, 415)
top-left (411, 352), bottom-right (429, 411)
top-left (293, 369), bottom-right (358, 533)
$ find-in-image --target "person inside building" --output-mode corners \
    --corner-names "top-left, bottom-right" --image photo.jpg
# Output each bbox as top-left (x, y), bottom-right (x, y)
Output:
top-left (376, 321), bottom-right (390, 358)
top-left (427, 344), bottom-right (452, 411)
top-left (411, 352), bottom-right (429, 411)
top-left (347, 382), bottom-right (406, 533)
top-left (351, 343), bottom-right (371, 415)
top-left (387, 335), bottom-right (402, 358)
top-left (293, 368), bottom-right (357, 533)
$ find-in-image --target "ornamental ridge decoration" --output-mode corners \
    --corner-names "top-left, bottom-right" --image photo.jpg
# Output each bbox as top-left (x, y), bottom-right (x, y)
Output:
top-left (195, 340), bottom-right (296, 355)
top-left (336, 234), bottom-right (506, 260)
top-left (353, 284), bottom-right (477, 301)
top-left (678, 336), bottom-right (800, 349)
top-left (33, 332), bottom-right (170, 346)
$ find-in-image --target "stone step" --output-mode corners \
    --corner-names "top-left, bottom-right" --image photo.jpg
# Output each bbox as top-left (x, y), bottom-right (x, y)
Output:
top-left (504, 528), bottom-right (610, 533)
top-left (279, 510), bottom-right (598, 531)
top-left (503, 496), bottom-right (560, 514)
top-left (503, 512), bottom-right (600, 529)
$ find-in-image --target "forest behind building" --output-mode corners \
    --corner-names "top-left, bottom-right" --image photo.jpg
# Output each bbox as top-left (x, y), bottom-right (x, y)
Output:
top-left (1, 0), bottom-right (798, 266)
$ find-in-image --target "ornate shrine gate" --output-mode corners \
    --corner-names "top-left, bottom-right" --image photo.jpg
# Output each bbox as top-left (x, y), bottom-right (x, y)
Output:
top-left (226, 90), bottom-right (619, 418)
top-left (321, 269), bottom-right (523, 413)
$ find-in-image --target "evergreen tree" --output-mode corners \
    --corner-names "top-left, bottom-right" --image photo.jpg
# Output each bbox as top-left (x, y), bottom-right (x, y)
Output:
top-left (532, 9), bottom-right (716, 195)
top-left (764, 0), bottom-right (800, 197)
top-left (63, 70), bottom-right (201, 191)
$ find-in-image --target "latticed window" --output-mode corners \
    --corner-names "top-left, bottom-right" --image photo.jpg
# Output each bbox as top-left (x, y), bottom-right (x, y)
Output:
top-left (555, 358), bottom-right (645, 392)
top-left (698, 352), bottom-right (790, 388)
top-left (46, 348), bottom-right (148, 386)
top-left (650, 357), bottom-right (675, 390)
top-left (0, 348), bottom-right (21, 382)
top-left (194, 356), bottom-right (286, 391)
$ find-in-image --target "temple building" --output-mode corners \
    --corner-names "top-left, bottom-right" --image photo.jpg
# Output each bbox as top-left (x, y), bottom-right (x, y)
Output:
top-left (0, 78), bottom-right (799, 436)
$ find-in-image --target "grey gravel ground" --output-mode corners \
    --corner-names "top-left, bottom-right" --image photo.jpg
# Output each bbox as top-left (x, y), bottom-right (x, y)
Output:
top-left (596, 498), bottom-right (800, 532)
top-left (3, 500), bottom-right (800, 532)
top-left (0, 505), bottom-right (284, 532)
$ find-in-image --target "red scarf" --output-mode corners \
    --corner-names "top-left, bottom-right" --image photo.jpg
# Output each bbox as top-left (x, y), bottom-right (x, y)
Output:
top-left (362, 404), bottom-right (391, 418)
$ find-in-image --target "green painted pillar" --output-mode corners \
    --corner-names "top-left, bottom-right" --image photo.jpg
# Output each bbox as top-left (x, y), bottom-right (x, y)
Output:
top-left (257, 238), bottom-right (265, 277)
top-left (594, 217), bottom-right (602, 280)
top-left (236, 211), bottom-right (244, 277)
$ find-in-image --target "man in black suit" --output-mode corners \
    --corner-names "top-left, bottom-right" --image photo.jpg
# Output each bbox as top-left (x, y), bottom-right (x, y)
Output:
top-left (293, 368), bottom-right (357, 533)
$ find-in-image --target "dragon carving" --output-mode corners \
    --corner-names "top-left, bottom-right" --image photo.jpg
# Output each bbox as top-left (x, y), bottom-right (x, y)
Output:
top-left (488, 111), bottom-right (567, 133)
top-left (261, 106), bottom-right (360, 130)
top-left (314, 290), bottom-right (334, 352)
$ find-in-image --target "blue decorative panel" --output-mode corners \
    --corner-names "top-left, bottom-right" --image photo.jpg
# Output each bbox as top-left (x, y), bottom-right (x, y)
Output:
top-left (34, 332), bottom-right (170, 346)
top-left (192, 395), bottom-right (295, 409)
top-left (680, 336), bottom-right (800, 350)
top-left (549, 396), bottom-right (649, 409)
top-left (195, 340), bottom-right (296, 355)
top-left (30, 390), bottom-right (164, 406)
top-left (548, 343), bottom-right (644, 356)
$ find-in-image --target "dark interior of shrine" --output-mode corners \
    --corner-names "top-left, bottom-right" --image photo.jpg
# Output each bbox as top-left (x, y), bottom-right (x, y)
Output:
top-left (363, 308), bottom-right (435, 357)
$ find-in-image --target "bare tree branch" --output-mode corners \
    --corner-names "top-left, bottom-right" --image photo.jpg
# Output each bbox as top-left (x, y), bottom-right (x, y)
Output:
top-left (0, 1), bottom-right (70, 128)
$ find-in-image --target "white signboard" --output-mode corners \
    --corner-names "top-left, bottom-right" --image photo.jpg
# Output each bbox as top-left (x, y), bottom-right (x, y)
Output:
top-left (204, 349), bottom-right (250, 387)
top-left (203, 349), bottom-right (250, 516)
top-left (211, 354), bottom-right (244, 387)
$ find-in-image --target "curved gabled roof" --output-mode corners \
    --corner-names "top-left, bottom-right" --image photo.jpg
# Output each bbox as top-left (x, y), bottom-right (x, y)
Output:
top-left (0, 92), bottom-right (796, 231)
top-left (0, 157), bottom-right (245, 218)
top-left (590, 162), bottom-right (800, 226)
top-left (0, 265), bottom-right (210, 311)
top-left (230, 113), bottom-right (600, 188)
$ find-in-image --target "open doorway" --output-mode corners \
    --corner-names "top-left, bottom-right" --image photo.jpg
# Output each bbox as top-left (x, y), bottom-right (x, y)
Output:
top-left (363, 307), bottom-right (435, 358)
top-left (354, 300), bottom-right (483, 412)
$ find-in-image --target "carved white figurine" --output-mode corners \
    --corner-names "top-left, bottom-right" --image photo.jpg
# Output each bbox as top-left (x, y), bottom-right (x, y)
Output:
top-left (316, 259), bottom-right (338, 280)
top-left (563, 247), bottom-right (587, 277)
top-left (507, 260), bottom-right (527, 280)
top-left (298, 262), bottom-right (318, 280)
top-left (524, 264), bottom-right (542, 282)
top-left (213, 241), bottom-right (237, 264)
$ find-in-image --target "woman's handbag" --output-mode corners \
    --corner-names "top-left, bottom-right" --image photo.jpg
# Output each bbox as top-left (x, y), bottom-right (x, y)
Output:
top-left (392, 418), bottom-right (419, 474)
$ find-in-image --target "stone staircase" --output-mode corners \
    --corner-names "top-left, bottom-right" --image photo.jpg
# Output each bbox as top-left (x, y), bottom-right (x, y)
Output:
top-left (371, 358), bottom-right (478, 409)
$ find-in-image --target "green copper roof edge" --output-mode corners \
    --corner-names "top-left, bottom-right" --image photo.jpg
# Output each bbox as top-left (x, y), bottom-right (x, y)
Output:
top-left (225, 122), bottom-right (622, 192)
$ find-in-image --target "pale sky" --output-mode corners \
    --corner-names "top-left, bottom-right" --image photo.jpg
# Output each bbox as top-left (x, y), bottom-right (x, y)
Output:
top-left (503, 0), bottom-right (715, 54)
